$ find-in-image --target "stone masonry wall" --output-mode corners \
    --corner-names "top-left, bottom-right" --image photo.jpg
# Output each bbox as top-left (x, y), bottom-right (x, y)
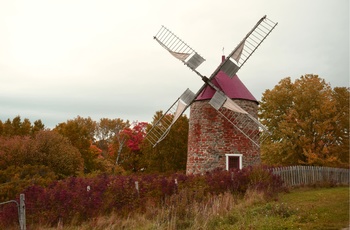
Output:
top-left (186, 99), bottom-right (261, 175)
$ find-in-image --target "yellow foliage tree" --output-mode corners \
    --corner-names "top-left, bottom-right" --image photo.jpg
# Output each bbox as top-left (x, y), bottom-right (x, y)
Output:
top-left (259, 74), bottom-right (349, 167)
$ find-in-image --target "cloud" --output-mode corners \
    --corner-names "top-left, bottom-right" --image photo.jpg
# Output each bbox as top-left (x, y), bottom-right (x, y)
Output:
top-left (0, 0), bottom-right (348, 128)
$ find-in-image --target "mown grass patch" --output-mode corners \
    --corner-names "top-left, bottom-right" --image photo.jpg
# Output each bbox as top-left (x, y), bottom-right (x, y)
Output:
top-left (279, 186), bottom-right (349, 229)
top-left (208, 186), bottom-right (349, 230)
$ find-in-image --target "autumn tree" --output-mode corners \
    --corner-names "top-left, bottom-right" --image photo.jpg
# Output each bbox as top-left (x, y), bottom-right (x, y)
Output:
top-left (33, 130), bottom-right (84, 177)
top-left (54, 116), bottom-right (101, 173)
top-left (331, 87), bottom-right (350, 164)
top-left (0, 116), bottom-right (45, 136)
top-left (0, 135), bottom-right (32, 169)
top-left (2, 119), bottom-right (12, 135)
top-left (121, 121), bottom-right (147, 172)
top-left (0, 131), bottom-right (83, 178)
top-left (259, 74), bottom-right (349, 167)
top-left (142, 111), bottom-right (189, 173)
top-left (0, 165), bottom-right (57, 202)
top-left (0, 130), bottom-right (84, 201)
top-left (108, 121), bottom-right (147, 172)
top-left (95, 118), bottom-right (130, 158)
top-left (0, 120), bottom-right (3, 135)
top-left (32, 119), bottom-right (45, 134)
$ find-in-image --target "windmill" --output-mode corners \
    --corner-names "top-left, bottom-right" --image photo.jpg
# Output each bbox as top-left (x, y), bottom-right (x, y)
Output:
top-left (146, 15), bottom-right (277, 173)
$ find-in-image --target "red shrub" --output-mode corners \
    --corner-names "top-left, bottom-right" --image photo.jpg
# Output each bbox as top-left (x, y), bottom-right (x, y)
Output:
top-left (0, 166), bottom-right (285, 227)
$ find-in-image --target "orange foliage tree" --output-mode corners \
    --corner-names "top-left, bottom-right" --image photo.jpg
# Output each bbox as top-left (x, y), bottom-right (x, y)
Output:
top-left (54, 116), bottom-right (108, 173)
top-left (0, 130), bottom-right (84, 201)
top-left (259, 74), bottom-right (349, 167)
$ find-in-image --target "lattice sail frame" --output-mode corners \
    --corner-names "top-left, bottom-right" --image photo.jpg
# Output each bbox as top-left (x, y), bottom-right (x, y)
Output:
top-left (209, 91), bottom-right (270, 147)
top-left (154, 26), bottom-right (206, 71)
top-left (220, 15), bottom-right (278, 78)
top-left (146, 15), bottom-right (278, 147)
top-left (146, 89), bottom-right (195, 147)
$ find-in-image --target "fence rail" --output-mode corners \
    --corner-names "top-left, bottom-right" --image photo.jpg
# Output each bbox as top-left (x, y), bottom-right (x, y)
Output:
top-left (272, 166), bottom-right (349, 187)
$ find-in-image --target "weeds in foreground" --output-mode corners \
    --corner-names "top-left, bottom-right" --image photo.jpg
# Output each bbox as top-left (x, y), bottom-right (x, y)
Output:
top-left (1, 165), bottom-right (285, 229)
top-left (5, 186), bottom-right (349, 229)
top-left (38, 190), bottom-right (240, 230)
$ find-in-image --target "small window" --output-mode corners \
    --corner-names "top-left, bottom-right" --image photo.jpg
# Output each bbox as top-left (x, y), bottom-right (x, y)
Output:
top-left (226, 154), bottom-right (242, 170)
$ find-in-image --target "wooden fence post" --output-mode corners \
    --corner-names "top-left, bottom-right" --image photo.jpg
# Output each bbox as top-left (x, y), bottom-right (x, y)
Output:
top-left (174, 179), bottom-right (178, 193)
top-left (135, 181), bottom-right (139, 197)
top-left (19, 193), bottom-right (26, 230)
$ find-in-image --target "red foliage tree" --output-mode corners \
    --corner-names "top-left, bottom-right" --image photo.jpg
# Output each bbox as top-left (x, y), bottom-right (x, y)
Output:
top-left (122, 122), bottom-right (148, 152)
top-left (108, 121), bottom-right (148, 172)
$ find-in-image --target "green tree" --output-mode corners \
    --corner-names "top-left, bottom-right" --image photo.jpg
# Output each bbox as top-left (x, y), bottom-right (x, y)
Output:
top-left (259, 75), bottom-right (349, 167)
top-left (142, 111), bottom-right (189, 173)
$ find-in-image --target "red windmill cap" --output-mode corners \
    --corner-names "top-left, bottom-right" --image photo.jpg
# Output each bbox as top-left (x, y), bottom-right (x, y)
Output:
top-left (196, 56), bottom-right (258, 103)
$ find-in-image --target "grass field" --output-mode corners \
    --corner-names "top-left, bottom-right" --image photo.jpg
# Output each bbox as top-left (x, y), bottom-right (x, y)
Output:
top-left (209, 186), bottom-right (349, 230)
top-left (32, 186), bottom-right (350, 229)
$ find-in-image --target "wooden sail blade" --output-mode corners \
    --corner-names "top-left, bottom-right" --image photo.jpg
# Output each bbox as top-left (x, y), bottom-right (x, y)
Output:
top-left (154, 26), bottom-right (205, 71)
top-left (222, 15), bottom-right (278, 78)
top-left (205, 15), bottom-right (278, 81)
top-left (209, 93), bottom-right (270, 147)
top-left (145, 89), bottom-right (195, 147)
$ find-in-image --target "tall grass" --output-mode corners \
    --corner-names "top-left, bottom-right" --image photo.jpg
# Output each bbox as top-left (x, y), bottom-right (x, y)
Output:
top-left (41, 189), bottom-right (240, 230)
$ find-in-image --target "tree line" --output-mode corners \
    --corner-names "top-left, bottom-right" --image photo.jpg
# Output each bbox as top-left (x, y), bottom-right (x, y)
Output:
top-left (0, 113), bottom-right (188, 200)
top-left (0, 113), bottom-right (189, 173)
top-left (0, 74), bottom-right (348, 191)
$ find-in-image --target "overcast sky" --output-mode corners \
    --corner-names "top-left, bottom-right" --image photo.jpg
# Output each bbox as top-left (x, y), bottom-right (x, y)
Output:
top-left (0, 0), bottom-right (349, 128)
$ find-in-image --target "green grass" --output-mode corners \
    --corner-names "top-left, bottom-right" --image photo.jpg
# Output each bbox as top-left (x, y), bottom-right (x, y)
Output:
top-left (279, 186), bottom-right (349, 229)
top-left (209, 186), bottom-right (349, 230)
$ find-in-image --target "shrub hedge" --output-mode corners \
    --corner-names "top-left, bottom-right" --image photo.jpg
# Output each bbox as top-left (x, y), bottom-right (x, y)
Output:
top-left (0, 166), bottom-right (285, 228)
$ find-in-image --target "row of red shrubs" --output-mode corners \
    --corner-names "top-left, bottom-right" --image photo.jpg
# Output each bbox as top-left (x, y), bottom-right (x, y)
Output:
top-left (0, 166), bottom-right (285, 228)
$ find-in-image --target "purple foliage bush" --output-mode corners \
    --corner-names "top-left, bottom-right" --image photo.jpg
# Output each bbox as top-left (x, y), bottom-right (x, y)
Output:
top-left (0, 166), bottom-right (285, 228)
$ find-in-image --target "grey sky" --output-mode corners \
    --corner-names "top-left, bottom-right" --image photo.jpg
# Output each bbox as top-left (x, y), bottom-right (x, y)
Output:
top-left (0, 0), bottom-right (349, 128)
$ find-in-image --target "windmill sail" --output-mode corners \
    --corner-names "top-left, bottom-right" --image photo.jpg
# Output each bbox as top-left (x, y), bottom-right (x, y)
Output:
top-left (154, 26), bottom-right (205, 71)
top-left (146, 88), bottom-right (195, 147)
top-left (232, 41), bottom-right (245, 63)
top-left (209, 91), bottom-right (270, 147)
top-left (214, 15), bottom-right (278, 79)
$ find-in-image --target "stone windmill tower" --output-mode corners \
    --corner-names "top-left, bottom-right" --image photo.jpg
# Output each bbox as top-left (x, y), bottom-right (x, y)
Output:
top-left (146, 16), bottom-right (277, 174)
top-left (186, 56), bottom-right (260, 174)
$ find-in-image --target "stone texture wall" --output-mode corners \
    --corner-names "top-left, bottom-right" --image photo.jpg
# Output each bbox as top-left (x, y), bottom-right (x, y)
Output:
top-left (186, 99), bottom-right (261, 175)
